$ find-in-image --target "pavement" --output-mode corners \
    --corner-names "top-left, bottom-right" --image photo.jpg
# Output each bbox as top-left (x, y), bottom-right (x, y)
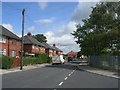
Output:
top-left (77, 64), bottom-right (120, 79)
top-left (0, 63), bottom-right (50, 74)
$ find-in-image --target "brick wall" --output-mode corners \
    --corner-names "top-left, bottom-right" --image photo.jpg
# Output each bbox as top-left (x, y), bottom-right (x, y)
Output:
top-left (24, 44), bottom-right (32, 53)
top-left (53, 50), bottom-right (56, 55)
top-left (1, 38), bottom-right (21, 57)
top-left (45, 49), bottom-right (53, 55)
top-left (24, 44), bottom-right (45, 54)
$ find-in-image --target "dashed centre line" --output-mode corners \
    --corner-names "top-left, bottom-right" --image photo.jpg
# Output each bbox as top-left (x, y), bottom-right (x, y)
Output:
top-left (58, 69), bottom-right (76, 86)
top-left (69, 74), bottom-right (71, 76)
top-left (64, 77), bottom-right (68, 80)
top-left (59, 82), bottom-right (63, 86)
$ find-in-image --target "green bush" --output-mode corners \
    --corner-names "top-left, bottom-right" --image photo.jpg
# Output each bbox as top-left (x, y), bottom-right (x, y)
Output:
top-left (1, 55), bottom-right (14, 69)
top-left (34, 52), bottom-right (52, 63)
top-left (23, 53), bottom-right (52, 66)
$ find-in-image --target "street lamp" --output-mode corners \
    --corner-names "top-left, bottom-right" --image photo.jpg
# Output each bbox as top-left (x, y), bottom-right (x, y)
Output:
top-left (20, 9), bottom-right (25, 70)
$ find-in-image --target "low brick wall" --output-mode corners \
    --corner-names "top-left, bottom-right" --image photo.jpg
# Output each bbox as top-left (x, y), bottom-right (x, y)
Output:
top-left (13, 59), bottom-right (20, 67)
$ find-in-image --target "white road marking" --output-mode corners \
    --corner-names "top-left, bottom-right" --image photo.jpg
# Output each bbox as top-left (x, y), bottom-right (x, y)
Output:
top-left (59, 82), bottom-right (63, 86)
top-left (64, 77), bottom-right (68, 80)
top-left (71, 72), bottom-right (73, 74)
top-left (69, 74), bottom-right (71, 76)
top-left (58, 69), bottom-right (76, 86)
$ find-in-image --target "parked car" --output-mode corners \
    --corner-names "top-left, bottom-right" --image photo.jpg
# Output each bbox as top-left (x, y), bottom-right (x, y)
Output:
top-left (52, 55), bottom-right (65, 65)
top-left (68, 57), bottom-right (73, 62)
top-left (24, 54), bottom-right (35, 58)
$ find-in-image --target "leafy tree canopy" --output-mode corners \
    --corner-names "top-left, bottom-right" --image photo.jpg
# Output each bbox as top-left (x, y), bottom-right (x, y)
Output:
top-left (72, 2), bottom-right (120, 56)
top-left (32, 34), bottom-right (47, 42)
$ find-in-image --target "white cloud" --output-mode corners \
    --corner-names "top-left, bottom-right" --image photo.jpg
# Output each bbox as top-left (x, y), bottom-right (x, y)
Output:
top-left (38, 2), bottom-right (47, 10)
top-left (17, 34), bottom-right (22, 38)
top-left (2, 24), bottom-right (21, 38)
top-left (27, 26), bottom-right (35, 32)
top-left (44, 2), bottom-right (99, 54)
top-left (35, 17), bottom-right (55, 24)
top-left (72, 2), bottom-right (97, 23)
top-left (45, 21), bottom-right (80, 54)
top-left (2, 24), bottom-right (14, 32)
top-left (36, 19), bottom-right (52, 23)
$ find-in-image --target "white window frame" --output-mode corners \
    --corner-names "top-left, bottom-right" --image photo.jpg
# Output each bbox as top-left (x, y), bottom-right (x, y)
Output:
top-left (32, 45), bottom-right (34, 49)
top-left (0, 49), bottom-right (6, 55)
top-left (0, 35), bottom-right (6, 43)
top-left (10, 50), bottom-right (16, 57)
top-left (36, 46), bottom-right (39, 49)
top-left (12, 39), bottom-right (16, 44)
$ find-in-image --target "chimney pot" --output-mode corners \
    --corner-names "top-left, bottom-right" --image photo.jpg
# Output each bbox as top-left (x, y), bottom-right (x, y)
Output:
top-left (53, 44), bottom-right (55, 47)
top-left (27, 32), bottom-right (32, 37)
top-left (44, 40), bottom-right (47, 43)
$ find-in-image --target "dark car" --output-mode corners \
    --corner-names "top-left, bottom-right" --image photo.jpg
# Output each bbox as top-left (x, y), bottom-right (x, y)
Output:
top-left (68, 57), bottom-right (73, 62)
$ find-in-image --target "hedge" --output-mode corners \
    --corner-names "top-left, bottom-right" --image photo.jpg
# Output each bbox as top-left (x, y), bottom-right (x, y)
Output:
top-left (0, 52), bottom-right (52, 69)
top-left (0, 55), bottom-right (14, 69)
top-left (23, 53), bottom-right (52, 66)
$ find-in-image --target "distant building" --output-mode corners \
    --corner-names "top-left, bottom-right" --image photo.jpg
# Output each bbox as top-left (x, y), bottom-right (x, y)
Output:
top-left (23, 32), bottom-right (63, 57)
top-left (23, 32), bottom-right (45, 54)
top-left (67, 51), bottom-right (78, 58)
top-left (0, 25), bottom-right (21, 58)
top-left (42, 40), bottom-right (54, 57)
top-left (52, 44), bottom-right (63, 55)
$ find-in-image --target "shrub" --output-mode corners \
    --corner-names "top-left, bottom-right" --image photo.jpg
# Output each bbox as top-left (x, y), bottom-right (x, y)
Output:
top-left (23, 58), bottom-right (37, 66)
top-left (23, 53), bottom-right (52, 66)
top-left (34, 52), bottom-right (52, 63)
top-left (1, 55), bottom-right (14, 69)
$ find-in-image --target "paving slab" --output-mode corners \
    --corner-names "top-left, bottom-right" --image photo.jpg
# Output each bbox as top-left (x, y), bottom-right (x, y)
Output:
top-left (0, 63), bottom-right (51, 74)
top-left (77, 65), bottom-right (120, 79)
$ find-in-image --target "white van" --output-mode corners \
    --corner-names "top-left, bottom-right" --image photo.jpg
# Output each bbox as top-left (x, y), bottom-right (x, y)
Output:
top-left (52, 55), bottom-right (65, 65)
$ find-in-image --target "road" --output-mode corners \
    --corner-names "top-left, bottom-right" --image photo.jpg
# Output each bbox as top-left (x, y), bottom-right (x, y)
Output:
top-left (2, 62), bottom-right (118, 88)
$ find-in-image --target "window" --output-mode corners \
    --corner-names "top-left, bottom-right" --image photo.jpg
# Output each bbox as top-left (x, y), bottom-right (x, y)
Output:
top-left (36, 46), bottom-right (39, 49)
top-left (12, 39), bottom-right (16, 44)
top-left (0, 35), bottom-right (6, 43)
top-left (10, 51), bottom-right (16, 57)
top-left (0, 49), bottom-right (6, 55)
top-left (32, 45), bottom-right (34, 49)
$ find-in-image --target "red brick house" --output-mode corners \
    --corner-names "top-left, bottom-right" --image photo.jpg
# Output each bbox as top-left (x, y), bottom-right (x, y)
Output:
top-left (42, 40), bottom-right (54, 57)
top-left (52, 44), bottom-right (63, 55)
top-left (0, 25), bottom-right (21, 58)
top-left (23, 32), bottom-right (45, 54)
top-left (67, 51), bottom-right (78, 58)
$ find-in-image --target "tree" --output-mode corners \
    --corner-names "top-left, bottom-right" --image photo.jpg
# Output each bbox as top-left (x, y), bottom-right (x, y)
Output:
top-left (32, 34), bottom-right (47, 42)
top-left (72, 2), bottom-right (120, 56)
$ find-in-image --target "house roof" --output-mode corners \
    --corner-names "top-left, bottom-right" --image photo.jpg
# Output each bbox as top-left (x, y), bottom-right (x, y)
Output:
top-left (0, 25), bottom-right (21, 40)
top-left (67, 51), bottom-right (78, 58)
top-left (52, 46), bottom-right (62, 52)
top-left (23, 35), bottom-right (44, 47)
top-left (67, 51), bottom-right (78, 55)
top-left (42, 42), bottom-right (54, 50)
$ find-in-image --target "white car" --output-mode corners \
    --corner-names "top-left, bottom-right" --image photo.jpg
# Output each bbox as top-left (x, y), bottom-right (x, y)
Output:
top-left (52, 55), bottom-right (65, 65)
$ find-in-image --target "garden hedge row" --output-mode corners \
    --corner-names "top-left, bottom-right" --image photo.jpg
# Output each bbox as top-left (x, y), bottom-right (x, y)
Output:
top-left (23, 53), bottom-right (52, 66)
top-left (0, 55), bottom-right (14, 69)
top-left (0, 53), bottom-right (52, 69)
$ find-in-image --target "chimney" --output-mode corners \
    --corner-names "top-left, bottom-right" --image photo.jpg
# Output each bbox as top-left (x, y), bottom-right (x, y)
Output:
top-left (53, 44), bottom-right (56, 47)
top-left (27, 32), bottom-right (32, 37)
top-left (44, 40), bottom-right (47, 43)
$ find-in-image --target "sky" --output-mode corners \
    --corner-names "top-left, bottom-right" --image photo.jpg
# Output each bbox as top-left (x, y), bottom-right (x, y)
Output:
top-left (2, 2), bottom-right (97, 54)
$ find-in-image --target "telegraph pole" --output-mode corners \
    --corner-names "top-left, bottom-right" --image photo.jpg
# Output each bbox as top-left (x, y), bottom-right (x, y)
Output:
top-left (20, 9), bottom-right (25, 70)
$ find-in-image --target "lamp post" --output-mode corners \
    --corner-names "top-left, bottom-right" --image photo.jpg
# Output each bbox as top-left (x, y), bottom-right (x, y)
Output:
top-left (20, 9), bottom-right (25, 70)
